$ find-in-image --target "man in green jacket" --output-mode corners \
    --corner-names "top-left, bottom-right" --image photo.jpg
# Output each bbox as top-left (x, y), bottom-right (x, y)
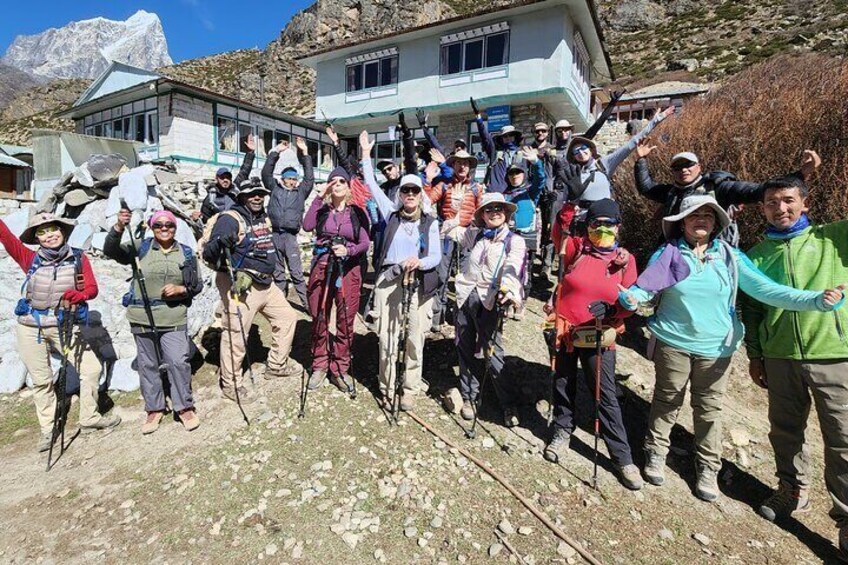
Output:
top-left (741, 153), bottom-right (848, 558)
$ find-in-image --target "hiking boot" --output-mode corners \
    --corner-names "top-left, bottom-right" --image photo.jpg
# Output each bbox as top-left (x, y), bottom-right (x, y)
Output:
top-left (80, 412), bottom-right (121, 434)
top-left (694, 463), bottom-right (720, 502)
top-left (543, 428), bottom-right (570, 463)
top-left (37, 433), bottom-right (53, 453)
top-left (222, 385), bottom-right (255, 405)
top-left (503, 406), bottom-right (520, 428)
top-left (331, 373), bottom-right (355, 395)
top-left (617, 464), bottom-right (644, 491)
top-left (307, 370), bottom-right (327, 391)
top-left (759, 481), bottom-right (811, 521)
top-left (460, 400), bottom-right (474, 421)
top-left (643, 449), bottom-right (666, 486)
top-left (400, 395), bottom-right (415, 412)
top-left (179, 409), bottom-right (201, 432)
top-left (141, 411), bottom-right (164, 435)
top-left (266, 358), bottom-right (304, 379)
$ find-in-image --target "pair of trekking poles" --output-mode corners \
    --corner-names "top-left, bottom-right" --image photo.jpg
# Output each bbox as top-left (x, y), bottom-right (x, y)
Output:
top-left (46, 304), bottom-right (78, 471)
top-left (298, 250), bottom-right (357, 419)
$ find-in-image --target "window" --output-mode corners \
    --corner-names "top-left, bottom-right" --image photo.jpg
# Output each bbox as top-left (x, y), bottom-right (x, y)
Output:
top-left (306, 139), bottom-right (320, 165)
top-left (259, 128), bottom-right (275, 157)
top-left (79, 97), bottom-right (158, 145)
top-left (345, 49), bottom-right (398, 92)
top-left (238, 124), bottom-right (255, 153)
top-left (467, 122), bottom-right (489, 165)
top-left (440, 24), bottom-right (510, 76)
top-left (217, 117), bottom-right (236, 152)
top-left (572, 31), bottom-right (591, 92)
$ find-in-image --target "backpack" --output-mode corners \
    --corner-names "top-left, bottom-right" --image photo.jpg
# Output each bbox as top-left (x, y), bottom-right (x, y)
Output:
top-left (197, 210), bottom-right (247, 270)
top-left (123, 239), bottom-right (197, 308)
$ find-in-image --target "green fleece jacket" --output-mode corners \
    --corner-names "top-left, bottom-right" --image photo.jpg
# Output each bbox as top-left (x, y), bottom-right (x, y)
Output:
top-left (741, 220), bottom-right (848, 360)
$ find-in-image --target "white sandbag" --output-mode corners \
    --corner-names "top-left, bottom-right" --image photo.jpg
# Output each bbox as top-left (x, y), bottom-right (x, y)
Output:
top-left (67, 223), bottom-right (94, 250)
top-left (0, 353), bottom-right (27, 394)
top-left (109, 358), bottom-right (140, 392)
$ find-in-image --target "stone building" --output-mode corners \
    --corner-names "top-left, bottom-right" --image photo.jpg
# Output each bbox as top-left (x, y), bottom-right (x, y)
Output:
top-left (297, 0), bottom-right (614, 177)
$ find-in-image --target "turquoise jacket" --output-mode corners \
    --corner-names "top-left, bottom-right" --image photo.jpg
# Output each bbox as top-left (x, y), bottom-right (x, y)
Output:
top-left (504, 159), bottom-right (546, 233)
top-left (621, 238), bottom-right (834, 358)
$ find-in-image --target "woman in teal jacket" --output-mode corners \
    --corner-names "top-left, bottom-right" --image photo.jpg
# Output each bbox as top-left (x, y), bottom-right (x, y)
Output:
top-left (619, 194), bottom-right (844, 502)
top-left (503, 146), bottom-right (546, 297)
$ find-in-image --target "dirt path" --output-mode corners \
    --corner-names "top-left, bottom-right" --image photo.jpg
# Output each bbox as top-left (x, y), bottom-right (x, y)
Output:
top-left (0, 293), bottom-right (842, 564)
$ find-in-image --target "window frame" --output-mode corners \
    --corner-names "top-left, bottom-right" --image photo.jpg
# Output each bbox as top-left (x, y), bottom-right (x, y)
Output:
top-left (440, 27), bottom-right (510, 76)
top-left (79, 96), bottom-right (159, 146)
top-left (345, 50), bottom-right (399, 93)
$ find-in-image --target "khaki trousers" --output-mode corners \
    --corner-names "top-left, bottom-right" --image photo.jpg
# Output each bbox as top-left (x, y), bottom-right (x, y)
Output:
top-left (645, 339), bottom-right (732, 471)
top-left (216, 272), bottom-right (297, 390)
top-left (374, 271), bottom-right (434, 398)
top-left (765, 357), bottom-right (848, 526)
top-left (17, 324), bottom-right (102, 435)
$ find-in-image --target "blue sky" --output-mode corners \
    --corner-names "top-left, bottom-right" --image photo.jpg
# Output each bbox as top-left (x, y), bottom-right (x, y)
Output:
top-left (0, 1), bottom-right (314, 63)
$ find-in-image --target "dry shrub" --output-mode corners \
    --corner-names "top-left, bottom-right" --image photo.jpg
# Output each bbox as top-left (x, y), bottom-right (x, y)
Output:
top-left (614, 53), bottom-right (848, 261)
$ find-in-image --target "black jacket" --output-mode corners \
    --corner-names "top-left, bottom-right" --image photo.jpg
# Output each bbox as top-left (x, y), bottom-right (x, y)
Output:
top-left (200, 151), bottom-right (255, 221)
top-left (634, 157), bottom-right (763, 216)
top-left (264, 150), bottom-right (314, 232)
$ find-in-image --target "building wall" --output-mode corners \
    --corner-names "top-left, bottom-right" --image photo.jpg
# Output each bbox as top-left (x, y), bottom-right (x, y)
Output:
top-left (315, 6), bottom-right (592, 125)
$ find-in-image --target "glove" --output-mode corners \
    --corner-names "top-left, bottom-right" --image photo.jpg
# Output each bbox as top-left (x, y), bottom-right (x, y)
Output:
top-left (62, 289), bottom-right (88, 305)
top-left (220, 232), bottom-right (238, 250)
top-left (470, 97), bottom-right (480, 116)
top-left (233, 270), bottom-right (253, 295)
top-left (416, 109), bottom-right (428, 127)
top-left (440, 217), bottom-right (459, 236)
top-left (563, 163), bottom-right (584, 201)
top-left (398, 111), bottom-right (408, 132)
top-left (588, 300), bottom-right (613, 320)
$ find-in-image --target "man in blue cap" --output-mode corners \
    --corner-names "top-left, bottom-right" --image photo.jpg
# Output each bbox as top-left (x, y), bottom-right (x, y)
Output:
top-left (199, 135), bottom-right (256, 222)
top-left (263, 137), bottom-right (313, 309)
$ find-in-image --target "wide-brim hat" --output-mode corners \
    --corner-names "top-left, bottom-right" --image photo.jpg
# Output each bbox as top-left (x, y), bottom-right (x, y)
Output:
top-left (20, 212), bottom-right (76, 245)
top-left (472, 192), bottom-right (517, 226)
top-left (566, 136), bottom-right (599, 163)
top-left (662, 193), bottom-right (731, 240)
top-left (238, 178), bottom-right (270, 197)
top-left (554, 119), bottom-right (573, 130)
top-left (447, 149), bottom-right (478, 171)
top-left (494, 125), bottom-right (523, 144)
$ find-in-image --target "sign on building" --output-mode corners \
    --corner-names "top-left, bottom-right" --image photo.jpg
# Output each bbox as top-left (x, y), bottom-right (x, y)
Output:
top-left (486, 105), bottom-right (511, 131)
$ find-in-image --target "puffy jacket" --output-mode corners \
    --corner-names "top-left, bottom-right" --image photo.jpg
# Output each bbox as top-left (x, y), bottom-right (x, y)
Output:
top-left (741, 221), bottom-right (848, 360)
top-left (264, 150), bottom-right (313, 233)
top-left (635, 159), bottom-right (763, 216)
top-left (200, 151), bottom-right (254, 222)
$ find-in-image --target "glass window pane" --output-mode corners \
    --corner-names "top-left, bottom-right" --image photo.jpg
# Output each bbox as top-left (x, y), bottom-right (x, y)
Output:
top-left (380, 57), bottom-right (398, 86)
top-left (275, 131), bottom-right (290, 145)
top-left (133, 100), bottom-right (145, 113)
top-left (306, 140), bottom-right (319, 164)
top-left (238, 124), bottom-right (254, 153)
top-left (134, 115), bottom-right (145, 142)
top-left (217, 117), bottom-right (236, 151)
top-left (123, 117), bottom-right (133, 140)
top-left (145, 97), bottom-right (156, 110)
top-left (347, 64), bottom-right (363, 92)
top-left (485, 33), bottom-right (508, 67)
top-left (260, 128), bottom-right (275, 157)
top-left (364, 61), bottom-right (379, 89)
top-left (146, 112), bottom-right (158, 145)
top-left (112, 106), bottom-right (122, 118)
top-left (464, 39), bottom-right (483, 71)
top-left (113, 119), bottom-right (123, 138)
top-left (442, 43), bottom-right (462, 75)
top-left (102, 108), bottom-right (112, 120)
top-left (122, 103), bottom-right (133, 115)
top-left (84, 126), bottom-right (94, 136)
top-left (320, 144), bottom-right (334, 169)
top-left (103, 122), bottom-right (112, 138)
top-left (94, 124), bottom-right (103, 137)
top-left (376, 143), bottom-right (394, 160)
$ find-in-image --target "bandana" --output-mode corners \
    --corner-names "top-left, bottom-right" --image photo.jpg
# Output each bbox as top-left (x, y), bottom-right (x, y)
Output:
top-left (482, 228), bottom-right (498, 240)
top-left (399, 206), bottom-right (422, 222)
top-left (765, 213), bottom-right (811, 240)
top-left (587, 226), bottom-right (617, 250)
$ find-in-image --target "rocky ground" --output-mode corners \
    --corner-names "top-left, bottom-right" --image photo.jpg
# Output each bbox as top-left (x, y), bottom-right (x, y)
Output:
top-left (0, 274), bottom-right (842, 564)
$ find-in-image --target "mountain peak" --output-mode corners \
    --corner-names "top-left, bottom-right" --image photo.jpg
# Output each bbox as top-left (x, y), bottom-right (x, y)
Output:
top-left (2, 12), bottom-right (172, 80)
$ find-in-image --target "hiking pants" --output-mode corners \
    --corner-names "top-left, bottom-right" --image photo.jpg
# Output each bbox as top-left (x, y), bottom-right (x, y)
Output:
top-left (764, 357), bottom-right (848, 527)
top-left (134, 327), bottom-right (194, 413)
top-left (272, 231), bottom-right (308, 308)
top-left (553, 347), bottom-right (632, 466)
top-left (374, 270), bottom-right (434, 398)
top-left (455, 289), bottom-right (509, 405)
top-left (216, 272), bottom-right (298, 391)
top-left (307, 256), bottom-right (361, 376)
top-left (645, 339), bottom-right (732, 471)
top-left (17, 323), bottom-right (102, 435)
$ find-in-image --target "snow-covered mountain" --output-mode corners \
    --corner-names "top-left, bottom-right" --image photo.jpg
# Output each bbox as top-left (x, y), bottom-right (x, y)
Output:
top-left (2, 10), bottom-right (172, 80)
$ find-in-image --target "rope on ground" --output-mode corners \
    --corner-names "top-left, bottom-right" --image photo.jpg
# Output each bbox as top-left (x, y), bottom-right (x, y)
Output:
top-left (406, 410), bottom-right (605, 565)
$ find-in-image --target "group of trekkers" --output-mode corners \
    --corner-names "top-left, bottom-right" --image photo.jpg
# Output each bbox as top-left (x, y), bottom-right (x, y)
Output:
top-left (3, 95), bottom-right (848, 558)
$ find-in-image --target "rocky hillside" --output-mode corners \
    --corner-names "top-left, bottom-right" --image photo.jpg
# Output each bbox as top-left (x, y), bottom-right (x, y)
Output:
top-left (0, 63), bottom-right (41, 110)
top-left (0, 79), bottom-right (90, 145)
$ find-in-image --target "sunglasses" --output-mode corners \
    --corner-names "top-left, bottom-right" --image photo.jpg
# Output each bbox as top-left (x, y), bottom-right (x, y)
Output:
top-left (152, 222), bottom-right (176, 230)
top-left (483, 205), bottom-right (505, 214)
top-left (572, 145), bottom-right (591, 155)
top-left (35, 225), bottom-right (61, 237)
top-left (589, 219), bottom-right (620, 229)
top-left (400, 186), bottom-right (421, 195)
top-left (671, 161), bottom-right (697, 171)
top-left (535, 129), bottom-right (549, 134)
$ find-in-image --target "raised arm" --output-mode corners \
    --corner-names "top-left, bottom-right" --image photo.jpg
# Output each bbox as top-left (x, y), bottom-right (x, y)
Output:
top-left (583, 90), bottom-right (625, 140)
top-left (234, 135), bottom-right (256, 187)
top-left (602, 106), bottom-right (673, 175)
top-left (295, 137), bottom-right (314, 198)
top-left (736, 249), bottom-right (841, 312)
top-left (261, 140), bottom-right (285, 192)
top-left (633, 141), bottom-right (671, 204)
top-left (523, 147), bottom-right (546, 201)
top-left (418, 109), bottom-right (447, 156)
top-left (0, 218), bottom-right (35, 272)
top-left (360, 141), bottom-right (396, 219)
top-left (327, 125), bottom-right (357, 176)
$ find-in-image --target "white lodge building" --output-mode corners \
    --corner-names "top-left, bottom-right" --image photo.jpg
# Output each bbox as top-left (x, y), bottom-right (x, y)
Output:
top-left (297, 0), bottom-right (614, 168)
top-left (57, 62), bottom-right (335, 181)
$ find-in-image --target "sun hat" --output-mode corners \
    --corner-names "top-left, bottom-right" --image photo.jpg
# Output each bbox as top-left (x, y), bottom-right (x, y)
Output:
top-left (446, 149), bottom-right (478, 171)
top-left (20, 212), bottom-right (76, 245)
top-left (662, 193), bottom-right (731, 240)
top-left (472, 192), bottom-right (517, 226)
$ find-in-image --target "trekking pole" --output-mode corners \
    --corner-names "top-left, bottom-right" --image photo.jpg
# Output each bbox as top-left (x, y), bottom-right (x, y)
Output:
top-left (468, 293), bottom-right (506, 439)
top-left (591, 316), bottom-right (603, 490)
top-left (436, 242), bottom-right (457, 328)
top-left (120, 202), bottom-right (170, 387)
top-left (297, 367), bottom-right (307, 419)
top-left (46, 304), bottom-right (75, 472)
top-left (222, 246), bottom-right (251, 426)
top-left (391, 270), bottom-right (415, 424)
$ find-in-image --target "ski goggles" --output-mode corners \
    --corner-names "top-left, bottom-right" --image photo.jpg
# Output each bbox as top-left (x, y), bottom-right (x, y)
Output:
top-left (35, 225), bottom-right (61, 237)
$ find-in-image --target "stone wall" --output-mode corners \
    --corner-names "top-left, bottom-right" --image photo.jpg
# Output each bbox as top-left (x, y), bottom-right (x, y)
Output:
top-left (0, 196), bottom-right (32, 218)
